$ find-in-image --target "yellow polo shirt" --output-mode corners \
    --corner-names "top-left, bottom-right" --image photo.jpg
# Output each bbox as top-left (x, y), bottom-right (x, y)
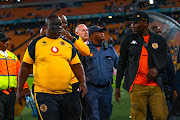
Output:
top-left (70, 36), bottom-right (90, 84)
top-left (23, 35), bottom-right (81, 94)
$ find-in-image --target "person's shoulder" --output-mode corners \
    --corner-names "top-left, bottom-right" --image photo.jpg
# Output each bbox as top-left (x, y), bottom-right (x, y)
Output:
top-left (151, 32), bottom-right (166, 42)
top-left (29, 35), bottom-right (46, 46)
top-left (108, 44), bottom-right (114, 49)
top-left (123, 33), bottom-right (136, 41)
top-left (121, 33), bottom-right (135, 45)
top-left (60, 37), bottom-right (75, 48)
top-left (151, 32), bottom-right (163, 39)
top-left (7, 50), bottom-right (17, 58)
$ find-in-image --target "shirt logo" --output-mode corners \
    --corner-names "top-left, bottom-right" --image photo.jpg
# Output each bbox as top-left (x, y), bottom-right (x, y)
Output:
top-left (40, 104), bottom-right (47, 112)
top-left (131, 40), bottom-right (137, 44)
top-left (89, 52), bottom-right (93, 57)
top-left (41, 41), bottom-right (47, 46)
top-left (51, 47), bottom-right (59, 53)
top-left (152, 43), bottom-right (158, 49)
top-left (60, 41), bottom-right (66, 46)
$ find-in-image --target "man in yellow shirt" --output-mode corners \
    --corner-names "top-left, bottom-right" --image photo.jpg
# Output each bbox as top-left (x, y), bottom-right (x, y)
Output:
top-left (40, 15), bottom-right (90, 120)
top-left (16, 15), bottom-right (87, 120)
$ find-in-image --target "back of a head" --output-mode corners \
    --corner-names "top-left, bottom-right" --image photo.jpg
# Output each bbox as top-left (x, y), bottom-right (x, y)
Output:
top-left (151, 26), bottom-right (158, 31)
top-left (151, 26), bottom-right (162, 35)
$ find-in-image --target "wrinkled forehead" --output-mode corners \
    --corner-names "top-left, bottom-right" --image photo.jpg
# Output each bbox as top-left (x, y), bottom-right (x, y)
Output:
top-left (79, 25), bottom-right (88, 30)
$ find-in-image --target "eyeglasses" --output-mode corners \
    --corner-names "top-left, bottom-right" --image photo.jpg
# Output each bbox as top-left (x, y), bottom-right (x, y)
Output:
top-left (1, 40), bottom-right (9, 43)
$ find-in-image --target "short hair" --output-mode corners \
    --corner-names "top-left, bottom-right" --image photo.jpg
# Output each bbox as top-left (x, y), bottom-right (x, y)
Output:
top-left (45, 15), bottom-right (60, 25)
top-left (151, 26), bottom-right (159, 31)
top-left (75, 24), bottom-right (87, 33)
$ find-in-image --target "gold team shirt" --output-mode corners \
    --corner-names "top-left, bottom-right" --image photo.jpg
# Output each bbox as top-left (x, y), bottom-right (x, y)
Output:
top-left (70, 36), bottom-right (90, 84)
top-left (23, 35), bottom-right (81, 94)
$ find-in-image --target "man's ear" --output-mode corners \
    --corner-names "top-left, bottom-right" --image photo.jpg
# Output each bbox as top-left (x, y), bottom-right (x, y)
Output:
top-left (144, 21), bottom-right (148, 27)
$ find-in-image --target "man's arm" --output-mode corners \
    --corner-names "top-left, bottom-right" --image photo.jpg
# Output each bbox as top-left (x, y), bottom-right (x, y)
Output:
top-left (61, 30), bottom-right (90, 56)
top-left (115, 36), bottom-right (129, 103)
top-left (16, 61), bottom-right (32, 105)
top-left (73, 37), bottom-right (90, 56)
top-left (71, 63), bottom-right (87, 97)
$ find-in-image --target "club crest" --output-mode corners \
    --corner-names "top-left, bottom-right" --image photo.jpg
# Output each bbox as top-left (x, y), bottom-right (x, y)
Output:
top-left (152, 43), bottom-right (158, 49)
top-left (60, 41), bottom-right (66, 46)
top-left (40, 104), bottom-right (47, 112)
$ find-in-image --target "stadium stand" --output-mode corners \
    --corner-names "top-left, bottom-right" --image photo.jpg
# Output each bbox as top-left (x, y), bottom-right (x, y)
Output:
top-left (1, 0), bottom-right (180, 65)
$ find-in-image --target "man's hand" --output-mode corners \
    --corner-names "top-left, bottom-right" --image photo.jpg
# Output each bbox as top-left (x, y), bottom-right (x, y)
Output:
top-left (173, 90), bottom-right (178, 99)
top-left (147, 67), bottom-right (158, 80)
top-left (61, 29), bottom-right (74, 41)
top-left (23, 88), bottom-right (30, 96)
top-left (78, 83), bottom-right (87, 98)
top-left (115, 88), bottom-right (121, 103)
top-left (16, 89), bottom-right (26, 106)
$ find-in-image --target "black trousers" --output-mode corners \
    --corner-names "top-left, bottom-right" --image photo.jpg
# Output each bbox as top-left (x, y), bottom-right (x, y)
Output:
top-left (35, 92), bottom-right (72, 120)
top-left (0, 89), bottom-right (16, 120)
top-left (71, 82), bottom-right (81, 120)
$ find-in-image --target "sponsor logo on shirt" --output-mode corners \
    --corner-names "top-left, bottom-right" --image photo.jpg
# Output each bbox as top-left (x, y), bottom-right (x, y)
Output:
top-left (41, 41), bottom-right (47, 46)
top-left (51, 47), bottom-right (59, 53)
top-left (152, 43), bottom-right (158, 49)
top-left (131, 40), bottom-right (137, 44)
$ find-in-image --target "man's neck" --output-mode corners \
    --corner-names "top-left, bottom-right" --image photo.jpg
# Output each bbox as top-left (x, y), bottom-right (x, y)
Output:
top-left (142, 29), bottom-right (150, 36)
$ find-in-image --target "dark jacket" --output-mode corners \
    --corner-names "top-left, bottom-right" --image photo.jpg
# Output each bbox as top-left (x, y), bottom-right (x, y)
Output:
top-left (163, 53), bottom-right (176, 89)
top-left (116, 31), bottom-right (168, 92)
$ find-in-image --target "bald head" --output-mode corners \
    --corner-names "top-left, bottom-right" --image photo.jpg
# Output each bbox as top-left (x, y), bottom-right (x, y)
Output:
top-left (40, 27), bottom-right (46, 36)
top-left (75, 24), bottom-right (89, 42)
top-left (45, 14), bottom-right (61, 25)
top-left (151, 26), bottom-right (162, 35)
top-left (60, 15), bottom-right (68, 30)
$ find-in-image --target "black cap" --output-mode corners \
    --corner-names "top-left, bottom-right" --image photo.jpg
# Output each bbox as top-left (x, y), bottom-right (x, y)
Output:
top-left (89, 26), bottom-right (106, 36)
top-left (0, 32), bottom-right (11, 41)
top-left (131, 11), bottom-right (149, 23)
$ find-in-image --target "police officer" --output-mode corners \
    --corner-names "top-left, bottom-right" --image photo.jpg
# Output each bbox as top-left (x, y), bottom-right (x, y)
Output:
top-left (82, 26), bottom-right (119, 120)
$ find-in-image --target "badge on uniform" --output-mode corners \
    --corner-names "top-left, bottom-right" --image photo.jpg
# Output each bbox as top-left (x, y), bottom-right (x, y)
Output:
top-left (40, 104), bottom-right (47, 112)
top-left (89, 52), bottom-right (93, 57)
top-left (152, 43), bottom-right (158, 49)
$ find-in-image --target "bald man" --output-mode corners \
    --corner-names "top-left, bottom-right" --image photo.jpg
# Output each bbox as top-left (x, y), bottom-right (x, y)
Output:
top-left (151, 26), bottom-right (162, 35)
top-left (39, 27), bottom-right (46, 36)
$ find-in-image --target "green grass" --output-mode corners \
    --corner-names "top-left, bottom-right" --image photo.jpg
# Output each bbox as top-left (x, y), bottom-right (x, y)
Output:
top-left (15, 76), bottom-right (131, 120)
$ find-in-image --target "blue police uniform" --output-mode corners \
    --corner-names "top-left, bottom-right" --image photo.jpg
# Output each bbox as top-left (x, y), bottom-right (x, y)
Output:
top-left (82, 41), bottom-right (119, 120)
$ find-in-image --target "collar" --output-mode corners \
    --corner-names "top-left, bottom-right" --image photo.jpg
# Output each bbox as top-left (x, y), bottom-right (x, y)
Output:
top-left (90, 41), bottom-right (103, 47)
top-left (0, 50), bottom-right (8, 57)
